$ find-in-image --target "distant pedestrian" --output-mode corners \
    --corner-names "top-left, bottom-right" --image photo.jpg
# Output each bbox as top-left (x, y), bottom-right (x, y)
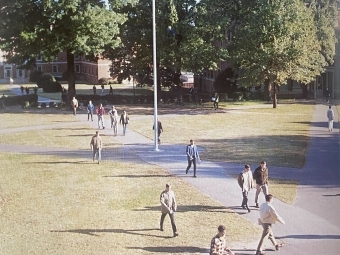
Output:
top-left (90, 131), bottom-right (102, 164)
top-left (71, 96), bottom-right (78, 115)
top-left (255, 194), bottom-right (285, 255)
top-left (253, 161), bottom-right (269, 208)
top-left (109, 85), bottom-right (113, 95)
top-left (237, 164), bottom-right (254, 213)
top-left (25, 86), bottom-right (29, 95)
top-left (160, 183), bottom-right (178, 237)
top-left (87, 100), bottom-right (94, 121)
top-left (109, 106), bottom-right (118, 136)
top-left (96, 103), bottom-right (106, 129)
top-left (213, 92), bottom-right (219, 110)
top-left (93, 85), bottom-right (96, 95)
top-left (210, 225), bottom-right (234, 255)
top-left (101, 84), bottom-right (105, 94)
top-left (327, 105), bottom-right (334, 131)
top-left (153, 119), bottom-right (163, 144)
top-left (325, 88), bottom-right (330, 103)
top-left (33, 86), bottom-right (38, 95)
top-left (119, 110), bottom-right (129, 135)
top-left (185, 139), bottom-right (200, 177)
top-left (20, 86), bottom-right (24, 95)
top-left (9, 77), bottom-right (13, 85)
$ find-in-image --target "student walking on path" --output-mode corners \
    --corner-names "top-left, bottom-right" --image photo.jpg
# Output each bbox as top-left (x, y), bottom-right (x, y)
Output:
top-left (253, 161), bottom-right (269, 208)
top-left (238, 164), bottom-right (254, 213)
top-left (210, 225), bottom-right (234, 255)
top-left (71, 97), bottom-right (78, 116)
top-left (119, 110), bottom-right (129, 136)
top-left (96, 104), bottom-right (106, 129)
top-left (255, 194), bottom-right (285, 255)
top-left (87, 100), bottom-right (94, 121)
top-left (90, 131), bottom-right (102, 164)
top-left (153, 119), bottom-right (163, 144)
top-left (327, 105), bottom-right (334, 131)
top-left (109, 106), bottom-right (118, 136)
top-left (160, 183), bottom-right (178, 237)
top-left (185, 139), bottom-right (200, 177)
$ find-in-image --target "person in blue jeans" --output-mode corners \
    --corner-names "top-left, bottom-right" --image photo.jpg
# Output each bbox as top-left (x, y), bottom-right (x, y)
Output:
top-left (96, 103), bottom-right (106, 129)
top-left (185, 139), bottom-right (200, 177)
top-left (87, 100), bottom-right (94, 121)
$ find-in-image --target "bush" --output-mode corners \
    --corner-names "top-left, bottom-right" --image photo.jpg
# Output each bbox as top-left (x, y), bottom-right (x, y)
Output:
top-left (30, 70), bottom-right (43, 82)
top-left (43, 81), bottom-right (62, 93)
top-left (232, 92), bottom-right (244, 101)
top-left (37, 73), bottom-right (56, 88)
top-left (41, 102), bottom-right (46, 108)
top-left (31, 102), bottom-right (39, 108)
top-left (22, 101), bottom-right (30, 108)
top-left (49, 102), bottom-right (56, 108)
top-left (98, 77), bottom-right (109, 85)
top-left (243, 92), bottom-right (252, 101)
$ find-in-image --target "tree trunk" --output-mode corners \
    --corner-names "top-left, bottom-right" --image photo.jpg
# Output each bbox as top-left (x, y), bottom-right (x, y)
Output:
top-left (264, 79), bottom-right (272, 101)
top-left (67, 49), bottom-right (76, 99)
top-left (273, 82), bottom-right (277, 108)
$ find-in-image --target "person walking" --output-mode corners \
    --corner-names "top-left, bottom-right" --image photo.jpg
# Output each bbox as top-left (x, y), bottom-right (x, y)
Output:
top-left (71, 96), bottom-right (78, 116)
top-left (327, 105), bottom-right (334, 131)
top-left (153, 119), bottom-right (163, 144)
top-left (119, 110), bottom-right (129, 136)
top-left (253, 161), bottom-right (269, 208)
top-left (255, 194), bottom-right (285, 255)
top-left (87, 100), bottom-right (94, 121)
top-left (109, 106), bottom-right (118, 136)
top-left (210, 225), bottom-right (234, 255)
top-left (96, 103), bottom-right (106, 129)
top-left (213, 92), bottom-right (219, 110)
top-left (93, 85), bottom-right (96, 95)
top-left (101, 84), bottom-right (105, 94)
top-left (160, 183), bottom-right (178, 237)
top-left (185, 139), bottom-right (200, 177)
top-left (238, 164), bottom-right (254, 213)
top-left (109, 85), bottom-right (113, 95)
top-left (90, 131), bottom-right (102, 164)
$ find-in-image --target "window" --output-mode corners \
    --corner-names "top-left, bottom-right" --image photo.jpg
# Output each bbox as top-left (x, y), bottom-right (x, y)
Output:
top-left (37, 66), bottom-right (42, 71)
top-left (52, 65), bottom-right (58, 73)
top-left (36, 55), bottom-right (42, 61)
top-left (75, 64), bottom-right (80, 73)
top-left (4, 67), bottom-right (11, 78)
top-left (74, 54), bottom-right (79, 59)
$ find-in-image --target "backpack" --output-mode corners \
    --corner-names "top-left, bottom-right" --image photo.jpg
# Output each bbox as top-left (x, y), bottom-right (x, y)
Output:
top-left (237, 172), bottom-right (244, 188)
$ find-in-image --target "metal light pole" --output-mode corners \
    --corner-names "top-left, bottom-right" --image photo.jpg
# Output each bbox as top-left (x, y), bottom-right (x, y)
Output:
top-left (152, 0), bottom-right (159, 151)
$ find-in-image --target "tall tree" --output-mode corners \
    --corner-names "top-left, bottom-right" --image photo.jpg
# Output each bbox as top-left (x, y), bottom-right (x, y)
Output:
top-left (0, 0), bottom-right (126, 96)
top-left (228, 0), bottom-right (335, 107)
top-left (108, 0), bottom-right (229, 93)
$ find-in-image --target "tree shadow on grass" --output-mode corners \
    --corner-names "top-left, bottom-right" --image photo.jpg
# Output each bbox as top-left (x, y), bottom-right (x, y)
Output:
top-left (128, 246), bottom-right (208, 253)
top-left (133, 205), bottom-right (232, 213)
top-left (51, 228), bottom-right (172, 239)
top-left (25, 160), bottom-right (91, 165)
top-left (103, 174), bottom-right (172, 178)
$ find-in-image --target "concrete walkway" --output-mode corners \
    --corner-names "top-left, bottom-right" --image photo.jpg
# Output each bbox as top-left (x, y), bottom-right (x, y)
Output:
top-left (71, 102), bottom-right (340, 254)
top-left (1, 92), bottom-right (339, 254)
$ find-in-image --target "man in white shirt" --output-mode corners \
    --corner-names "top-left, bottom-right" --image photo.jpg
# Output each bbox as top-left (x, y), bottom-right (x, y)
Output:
top-left (255, 194), bottom-right (285, 255)
top-left (327, 105), bottom-right (334, 131)
top-left (238, 164), bottom-right (254, 213)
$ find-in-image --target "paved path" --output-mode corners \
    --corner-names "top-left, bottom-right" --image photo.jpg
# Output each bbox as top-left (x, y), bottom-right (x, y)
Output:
top-left (1, 94), bottom-right (339, 254)
top-left (71, 102), bottom-right (340, 254)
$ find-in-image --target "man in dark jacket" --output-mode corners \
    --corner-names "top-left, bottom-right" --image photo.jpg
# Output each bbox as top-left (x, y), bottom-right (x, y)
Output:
top-left (253, 161), bottom-right (269, 208)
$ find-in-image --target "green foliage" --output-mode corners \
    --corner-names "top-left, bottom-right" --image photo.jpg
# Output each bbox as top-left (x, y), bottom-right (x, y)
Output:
top-left (0, 0), bottom-right (127, 93)
top-left (29, 70), bottom-right (43, 82)
top-left (98, 77), bottom-right (109, 85)
top-left (228, 0), bottom-right (335, 88)
top-left (37, 73), bottom-right (55, 88)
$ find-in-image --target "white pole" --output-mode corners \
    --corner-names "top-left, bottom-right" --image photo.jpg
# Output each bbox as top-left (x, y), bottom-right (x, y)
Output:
top-left (152, 0), bottom-right (159, 151)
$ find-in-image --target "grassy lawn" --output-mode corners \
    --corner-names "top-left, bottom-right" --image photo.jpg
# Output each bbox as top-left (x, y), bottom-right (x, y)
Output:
top-left (129, 103), bottom-right (314, 168)
top-left (0, 152), bottom-right (260, 255)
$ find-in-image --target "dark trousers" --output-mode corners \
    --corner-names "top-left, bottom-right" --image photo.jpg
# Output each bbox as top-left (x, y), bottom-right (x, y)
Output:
top-left (186, 158), bottom-right (197, 176)
top-left (241, 191), bottom-right (250, 210)
top-left (88, 112), bottom-right (93, 121)
top-left (160, 212), bottom-right (177, 234)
